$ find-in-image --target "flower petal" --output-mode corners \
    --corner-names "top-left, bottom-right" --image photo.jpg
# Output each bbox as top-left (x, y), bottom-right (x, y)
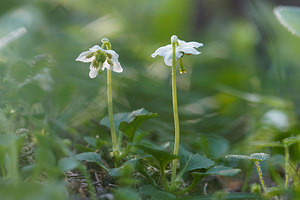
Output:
top-left (75, 51), bottom-right (94, 63)
top-left (89, 63), bottom-right (99, 79)
top-left (163, 52), bottom-right (173, 66)
top-left (179, 46), bottom-right (201, 55)
top-left (186, 41), bottom-right (203, 48)
top-left (102, 60), bottom-right (123, 73)
top-left (105, 50), bottom-right (119, 58)
top-left (89, 45), bottom-right (102, 52)
top-left (151, 44), bottom-right (172, 58)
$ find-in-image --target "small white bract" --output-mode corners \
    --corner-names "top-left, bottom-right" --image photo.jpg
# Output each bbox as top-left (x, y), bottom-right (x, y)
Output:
top-left (76, 45), bottom-right (123, 79)
top-left (151, 37), bottom-right (203, 66)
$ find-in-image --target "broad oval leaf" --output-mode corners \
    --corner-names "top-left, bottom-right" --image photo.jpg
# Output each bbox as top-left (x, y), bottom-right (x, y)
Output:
top-left (178, 145), bottom-right (214, 178)
top-left (136, 143), bottom-right (177, 170)
top-left (274, 6), bottom-right (300, 37)
top-left (205, 166), bottom-right (241, 176)
top-left (75, 152), bottom-right (107, 171)
top-left (100, 108), bottom-right (158, 141)
top-left (58, 157), bottom-right (79, 171)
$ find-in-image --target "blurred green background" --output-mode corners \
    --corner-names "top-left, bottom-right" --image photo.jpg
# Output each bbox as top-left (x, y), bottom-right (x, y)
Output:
top-left (1, 0), bottom-right (300, 199)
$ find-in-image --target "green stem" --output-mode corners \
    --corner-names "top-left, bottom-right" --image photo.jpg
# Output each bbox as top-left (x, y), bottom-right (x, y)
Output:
top-left (104, 41), bottom-right (118, 158)
top-left (161, 167), bottom-right (170, 192)
top-left (176, 179), bottom-right (198, 196)
top-left (170, 41), bottom-right (180, 191)
top-left (254, 161), bottom-right (267, 192)
top-left (284, 145), bottom-right (289, 187)
top-left (107, 68), bottom-right (118, 156)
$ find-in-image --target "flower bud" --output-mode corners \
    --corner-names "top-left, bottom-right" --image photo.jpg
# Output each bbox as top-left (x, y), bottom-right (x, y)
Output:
top-left (171, 35), bottom-right (178, 44)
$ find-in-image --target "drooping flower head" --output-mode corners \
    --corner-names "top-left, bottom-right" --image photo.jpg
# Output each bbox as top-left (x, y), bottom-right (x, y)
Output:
top-left (76, 40), bottom-right (123, 78)
top-left (151, 35), bottom-right (203, 71)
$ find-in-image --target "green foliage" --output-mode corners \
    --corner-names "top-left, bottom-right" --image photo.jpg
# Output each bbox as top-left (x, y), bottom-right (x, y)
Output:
top-left (274, 6), bottom-right (300, 37)
top-left (136, 142), bottom-right (177, 170)
top-left (100, 108), bottom-right (158, 141)
top-left (177, 145), bottom-right (214, 178)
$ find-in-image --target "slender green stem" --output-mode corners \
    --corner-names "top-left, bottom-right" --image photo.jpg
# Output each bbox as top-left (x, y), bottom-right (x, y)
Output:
top-left (161, 167), bottom-right (170, 192)
top-left (104, 41), bottom-right (118, 157)
top-left (170, 41), bottom-right (180, 190)
top-left (176, 179), bottom-right (199, 196)
top-left (284, 145), bottom-right (289, 187)
top-left (107, 68), bottom-right (118, 155)
top-left (254, 161), bottom-right (267, 192)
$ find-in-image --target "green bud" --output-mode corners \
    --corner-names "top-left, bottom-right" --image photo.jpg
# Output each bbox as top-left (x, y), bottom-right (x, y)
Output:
top-left (98, 68), bottom-right (103, 75)
top-left (250, 183), bottom-right (261, 194)
top-left (95, 50), bottom-right (106, 63)
top-left (85, 52), bottom-right (94, 59)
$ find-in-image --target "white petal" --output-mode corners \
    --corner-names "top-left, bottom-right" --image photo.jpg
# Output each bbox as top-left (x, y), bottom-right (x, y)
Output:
top-left (89, 45), bottom-right (102, 52)
top-left (163, 52), bottom-right (173, 66)
top-left (186, 41), bottom-right (203, 48)
top-left (89, 63), bottom-right (99, 79)
top-left (102, 60), bottom-right (110, 71)
top-left (112, 61), bottom-right (123, 73)
top-left (175, 49), bottom-right (183, 59)
top-left (179, 46), bottom-right (201, 55)
top-left (102, 60), bottom-right (123, 73)
top-left (105, 50), bottom-right (119, 58)
top-left (151, 44), bottom-right (172, 58)
top-left (75, 51), bottom-right (94, 63)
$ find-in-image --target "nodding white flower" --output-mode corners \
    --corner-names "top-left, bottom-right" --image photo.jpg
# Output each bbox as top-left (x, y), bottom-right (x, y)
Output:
top-left (76, 45), bottom-right (123, 79)
top-left (151, 37), bottom-right (203, 66)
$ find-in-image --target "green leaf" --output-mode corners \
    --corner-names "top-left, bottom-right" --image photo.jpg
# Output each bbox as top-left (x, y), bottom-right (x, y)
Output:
top-left (114, 188), bottom-right (140, 200)
top-left (250, 153), bottom-right (270, 162)
top-left (178, 145), bottom-right (214, 178)
top-left (274, 6), bottom-right (300, 37)
top-left (136, 143), bottom-right (177, 170)
top-left (282, 136), bottom-right (300, 147)
top-left (58, 157), bottom-right (79, 171)
top-left (75, 152), bottom-right (107, 171)
top-left (251, 141), bottom-right (283, 148)
top-left (119, 108), bottom-right (158, 141)
top-left (139, 185), bottom-right (176, 200)
top-left (205, 166), bottom-right (240, 176)
top-left (225, 155), bottom-right (252, 160)
top-left (83, 136), bottom-right (97, 147)
top-left (100, 108), bottom-right (158, 141)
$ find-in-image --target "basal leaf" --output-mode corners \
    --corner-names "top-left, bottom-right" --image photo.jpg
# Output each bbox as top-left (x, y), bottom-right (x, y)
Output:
top-left (139, 185), bottom-right (176, 200)
top-left (100, 108), bottom-right (158, 141)
top-left (75, 152), bottom-right (107, 170)
top-left (119, 108), bottom-right (158, 141)
top-left (58, 157), bottom-right (79, 171)
top-left (205, 166), bottom-right (240, 176)
top-left (274, 6), bottom-right (300, 37)
top-left (178, 145), bottom-right (214, 178)
top-left (136, 143), bottom-right (177, 170)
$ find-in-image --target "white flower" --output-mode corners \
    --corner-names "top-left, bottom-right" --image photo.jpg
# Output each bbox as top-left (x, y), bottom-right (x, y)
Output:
top-left (151, 37), bottom-right (203, 66)
top-left (76, 45), bottom-right (123, 79)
